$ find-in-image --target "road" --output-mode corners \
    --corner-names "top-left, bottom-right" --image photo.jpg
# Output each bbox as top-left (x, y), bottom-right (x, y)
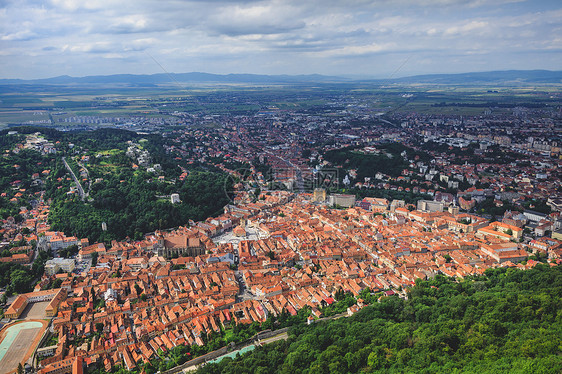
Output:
top-left (234, 270), bottom-right (254, 302)
top-left (179, 330), bottom-right (290, 373)
top-left (258, 332), bottom-right (288, 345)
top-left (76, 160), bottom-right (91, 196)
top-left (62, 156), bottom-right (86, 201)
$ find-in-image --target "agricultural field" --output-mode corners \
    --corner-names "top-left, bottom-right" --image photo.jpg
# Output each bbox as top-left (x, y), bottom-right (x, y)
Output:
top-left (0, 83), bottom-right (560, 129)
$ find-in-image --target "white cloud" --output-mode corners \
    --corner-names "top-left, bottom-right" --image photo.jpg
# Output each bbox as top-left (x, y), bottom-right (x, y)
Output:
top-left (0, 0), bottom-right (560, 78)
top-left (313, 42), bottom-right (398, 57)
top-left (62, 42), bottom-right (116, 53)
top-left (444, 20), bottom-right (489, 36)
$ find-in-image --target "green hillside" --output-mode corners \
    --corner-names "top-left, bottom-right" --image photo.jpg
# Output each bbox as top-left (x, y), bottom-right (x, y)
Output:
top-left (197, 265), bottom-right (562, 374)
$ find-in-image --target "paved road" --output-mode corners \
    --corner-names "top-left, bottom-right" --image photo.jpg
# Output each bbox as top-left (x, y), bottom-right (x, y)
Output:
top-left (181, 331), bottom-right (289, 373)
top-left (258, 332), bottom-right (288, 345)
top-left (62, 156), bottom-right (85, 201)
top-left (234, 270), bottom-right (255, 302)
top-left (77, 160), bottom-right (91, 196)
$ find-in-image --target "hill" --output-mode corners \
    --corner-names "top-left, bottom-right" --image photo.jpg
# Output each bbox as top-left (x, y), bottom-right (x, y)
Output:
top-left (391, 70), bottom-right (562, 85)
top-left (196, 265), bottom-right (562, 374)
top-left (1, 70), bottom-right (561, 87)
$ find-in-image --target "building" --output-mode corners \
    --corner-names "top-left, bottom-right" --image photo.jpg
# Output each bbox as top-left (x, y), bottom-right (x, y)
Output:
top-left (233, 226), bottom-right (246, 237)
top-left (524, 210), bottom-right (548, 223)
top-left (448, 205), bottom-right (460, 215)
top-left (459, 196), bottom-right (476, 211)
top-left (481, 243), bottom-right (527, 263)
top-left (207, 252), bottom-right (235, 265)
top-left (5, 294), bottom-right (28, 319)
top-left (38, 356), bottom-right (77, 374)
top-left (156, 233), bottom-right (205, 258)
top-left (37, 345), bottom-right (58, 358)
top-left (45, 289), bottom-right (67, 317)
top-left (78, 243), bottom-right (106, 261)
top-left (359, 197), bottom-right (389, 212)
top-left (328, 194), bottom-right (356, 208)
top-left (45, 258), bottom-right (76, 276)
top-left (389, 199), bottom-right (405, 212)
top-left (479, 221), bottom-right (523, 240)
top-left (5, 288), bottom-right (66, 319)
top-left (417, 199), bottom-right (444, 212)
top-left (313, 188), bottom-right (326, 202)
top-left (0, 252), bottom-right (31, 264)
top-left (48, 235), bottom-right (80, 251)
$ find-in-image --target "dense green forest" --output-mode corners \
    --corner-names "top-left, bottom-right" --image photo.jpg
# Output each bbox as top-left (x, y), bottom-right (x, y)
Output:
top-left (341, 187), bottom-right (432, 205)
top-left (48, 167), bottom-right (231, 243)
top-left (197, 265), bottom-right (562, 374)
top-left (322, 143), bottom-right (429, 180)
top-left (0, 251), bottom-right (49, 299)
top-left (0, 127), bottom-right (233, 243)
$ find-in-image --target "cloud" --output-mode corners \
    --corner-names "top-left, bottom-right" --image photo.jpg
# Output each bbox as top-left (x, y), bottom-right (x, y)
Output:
top-left (125, 38), bottom-right (157, 51)
top-left (106, 16), bottom-right (150, 34)
top-left (1, 29), bottom-right (37, 41)
top-left (314, 42), bottom-right (399, 57)
top-left (444, 20), bottom-right (489, 36)
top-left (62, 42), bottom-right (116, 53)
top-left (209, 3), bottom-right (306, 36)
top-left (0, 0), bottom-right (560, 78)
top-left (49, 0), bottom-right (116, 12)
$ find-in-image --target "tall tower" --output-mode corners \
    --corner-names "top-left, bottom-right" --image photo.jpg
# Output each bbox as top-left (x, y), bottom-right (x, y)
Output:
top-left (313, 188), bottom-right (326, 202)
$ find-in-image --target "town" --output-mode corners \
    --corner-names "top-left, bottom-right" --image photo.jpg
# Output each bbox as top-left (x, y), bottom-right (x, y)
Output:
top-left (0, 84), bottom-right (561, 374)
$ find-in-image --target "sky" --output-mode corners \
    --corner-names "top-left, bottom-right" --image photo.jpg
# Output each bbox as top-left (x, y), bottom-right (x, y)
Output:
top-left (0, 0), bottom-right (561, 79)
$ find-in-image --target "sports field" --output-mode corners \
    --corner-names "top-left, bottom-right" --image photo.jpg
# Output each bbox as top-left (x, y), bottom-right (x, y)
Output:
top-left (0, 320), bottom-right (47, 374)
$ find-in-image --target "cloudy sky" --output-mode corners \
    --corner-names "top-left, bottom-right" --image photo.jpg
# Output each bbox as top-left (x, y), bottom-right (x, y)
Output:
top-left (1, 0), bottom-right (561, 79)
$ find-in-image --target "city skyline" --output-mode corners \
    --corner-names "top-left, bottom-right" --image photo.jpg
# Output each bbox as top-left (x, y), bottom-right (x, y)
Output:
top-left (1, 0), bottom-right (561, 79)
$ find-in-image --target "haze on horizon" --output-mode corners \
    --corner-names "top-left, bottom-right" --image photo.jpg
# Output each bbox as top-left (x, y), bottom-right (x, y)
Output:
top-left (0, 0), bottom-right (561, 80)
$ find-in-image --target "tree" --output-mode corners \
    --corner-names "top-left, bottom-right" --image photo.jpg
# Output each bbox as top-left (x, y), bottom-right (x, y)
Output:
top-left (95, 322), bottom-right (104, 333)
top-left (196, 266), bottom-right (562, 374)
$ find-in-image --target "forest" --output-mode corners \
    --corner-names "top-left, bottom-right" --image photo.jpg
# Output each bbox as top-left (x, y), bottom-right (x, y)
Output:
top-left (0, 250), bottom-right (49, 300)
top-left (0, 127), bottom-right (233, 243)
top-left (322, 142), bottom-right (430, 181)
top-left (48, 168), bottom-right (231, 243)
top-left (196, 265), bottom-right (562, 374)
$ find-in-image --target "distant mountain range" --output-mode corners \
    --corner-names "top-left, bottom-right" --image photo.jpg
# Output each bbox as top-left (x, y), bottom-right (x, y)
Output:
top-left (389, 70), bottom-right (562, 84)
top-left (1, 70), bottom-right (561, 86)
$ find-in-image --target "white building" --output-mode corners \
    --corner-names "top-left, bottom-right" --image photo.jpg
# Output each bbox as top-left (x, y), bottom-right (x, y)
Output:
top-left (104, 288), bottom-right (117, 302)
top-left (328, 194), bottom-right (356, 208)
top-left (171, 193), bottom-right (181, 204)
top-left (417, 200), bottom-right (444, 212)
top-left (45, 258), bottom-right (76, 276)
